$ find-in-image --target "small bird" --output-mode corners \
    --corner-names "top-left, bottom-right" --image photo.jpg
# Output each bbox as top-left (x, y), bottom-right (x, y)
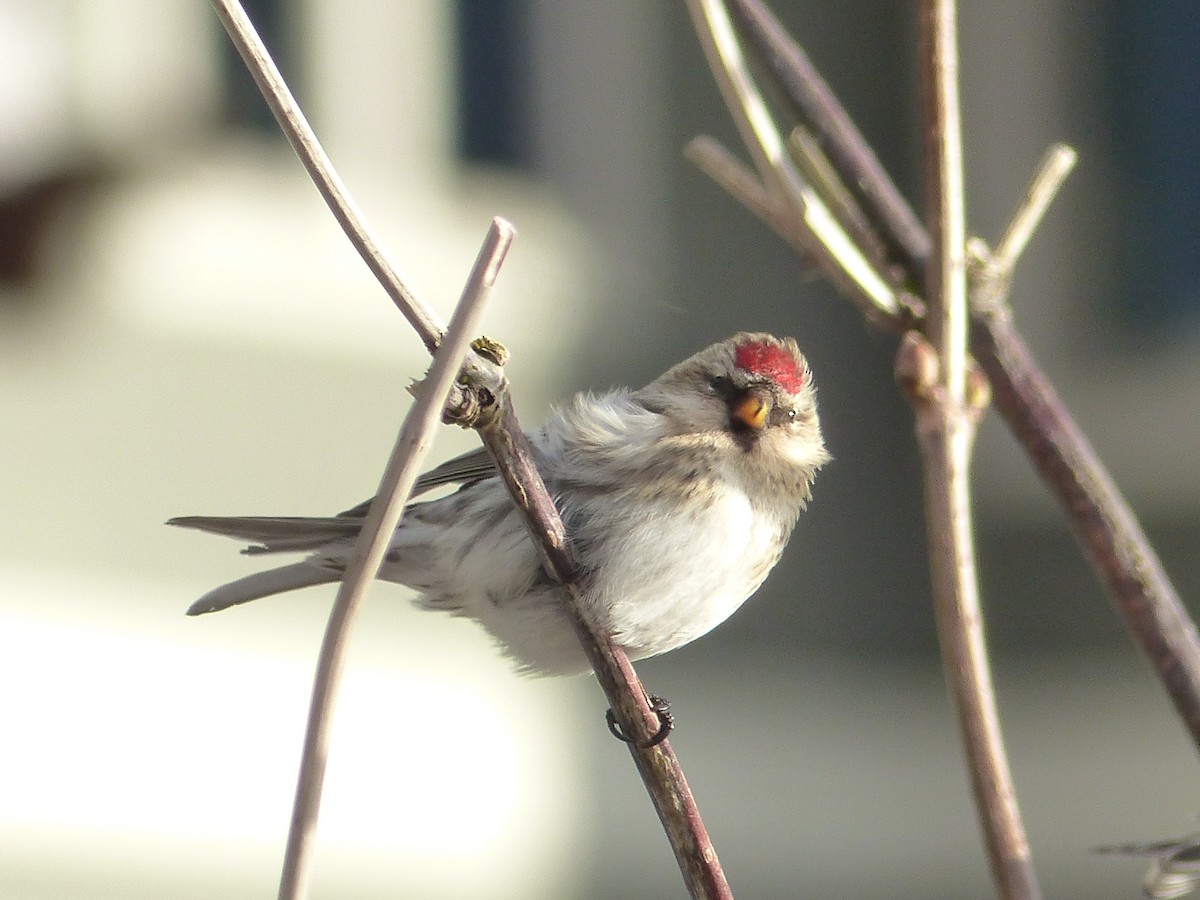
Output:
top-left (170, 332), bottom-right (829, 675)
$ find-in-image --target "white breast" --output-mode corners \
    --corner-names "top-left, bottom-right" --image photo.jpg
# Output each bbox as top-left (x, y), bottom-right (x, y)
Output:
top-left (583, 486), bottom-right (786, 660)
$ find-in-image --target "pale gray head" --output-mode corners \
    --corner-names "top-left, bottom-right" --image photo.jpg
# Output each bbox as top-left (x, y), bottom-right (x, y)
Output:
top-left (636, 332), bottom-right (830, 496)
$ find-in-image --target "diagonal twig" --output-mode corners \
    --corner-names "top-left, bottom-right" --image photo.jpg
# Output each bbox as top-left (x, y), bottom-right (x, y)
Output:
top-left (971, 313), bottom-right (1200, 748)
top-left (684, 0), bottom-right (900, 324)
top-left (683, 135), bottom-right (925, 330)
top-left (685, 135), bottom-right (798, 253)
top-left (726, 0), bottom-right (932, 281)
top-left (914, 2), bottom-right (1041, 897)
top-left (786, 126), bottom-right (897, 286)
top-left (278, 220), bottom-right (513, 900)
top-left (970, 145), bottom-right (1078, 311)
top-left (210, 0), bottom-right (443, 351)
top-left (991, 144), bottom-right (1077, 275)
top-left (472, 397), bottom-right (734, 900)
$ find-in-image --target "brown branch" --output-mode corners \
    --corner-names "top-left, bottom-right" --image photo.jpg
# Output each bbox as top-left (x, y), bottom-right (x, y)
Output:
top-left (209, 0), bottom-right (443, 351)
top-left (685, 135), bottom-right (797, 249)
top-left (684, 0), bottom-right (901, 326)
top-left (726, 0), bottom-right (931, 281)
top-left (919, 0), bottom-right (968, 403)
top-left (970, 145), bottom-right (1078, 312)
top-left (991, 144), bottom-right (1077, 275)
top-left (474, 398), bottom-right (733, 900)
top-left (210, 2), bottom-right (731, 897)
top-left (915, 2), bottom-right (1040, 897)
top-left (684, 137), bottom-right (925, 330)
top-left (278, 221), bottom-right (513, 900)
top-left (973, 312), bottom-right (1200, 747)
top-left (786, 126), bottom-right (898, 287)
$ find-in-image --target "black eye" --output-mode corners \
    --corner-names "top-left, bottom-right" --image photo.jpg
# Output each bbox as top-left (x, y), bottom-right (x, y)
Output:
top-left (709, 375), bottom-right (731, 394)
top-left (768, 406), bottom-right (797, 427)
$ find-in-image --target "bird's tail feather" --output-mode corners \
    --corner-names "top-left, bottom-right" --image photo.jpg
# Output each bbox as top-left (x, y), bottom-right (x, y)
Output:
top-left (186, 562), bottom-right (340, 616)
top-left (168, 515), bottom-right (362, 554)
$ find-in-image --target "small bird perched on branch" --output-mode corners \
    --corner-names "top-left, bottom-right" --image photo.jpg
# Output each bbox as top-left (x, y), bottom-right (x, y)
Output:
top-left (170, 332), bottom-right (829, 675)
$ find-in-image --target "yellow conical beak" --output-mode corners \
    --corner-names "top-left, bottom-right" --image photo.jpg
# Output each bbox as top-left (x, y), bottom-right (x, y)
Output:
top-left (731, 391), bottom-right (770, 430)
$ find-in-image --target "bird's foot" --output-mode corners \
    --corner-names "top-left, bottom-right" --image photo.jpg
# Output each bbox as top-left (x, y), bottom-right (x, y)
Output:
top-left (605, 695), bottom-right (674, 748)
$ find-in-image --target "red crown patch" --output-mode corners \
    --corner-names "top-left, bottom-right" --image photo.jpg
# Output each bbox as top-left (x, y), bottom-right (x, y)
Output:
top-left (733, 341), bottom-right (806, 393)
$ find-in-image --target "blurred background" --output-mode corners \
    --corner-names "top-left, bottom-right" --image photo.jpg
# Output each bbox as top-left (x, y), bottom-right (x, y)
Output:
top-left (2, 1), bottom-right (1199, 898)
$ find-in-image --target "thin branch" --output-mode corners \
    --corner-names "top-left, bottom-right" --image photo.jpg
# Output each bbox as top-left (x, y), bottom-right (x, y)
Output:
top-left (726, 0), bottom-right (932, 280)
top-left (920, 0), bottom-right (968, 404)
top-left (209, 0), bottom-right (443, 351)
top-left (685, 0), bottom-right (900, 323)
top-left (278, 221), bottom-right (513, 900)
top-left (786, 126), bottom-right (898, 286)
top-left (916, 3), bottom-right (1041, 898)
top-left (969, 144), bottom-right (1077, 313)
top-left (972, 313), bottom-right (1200, 750)
top-left (473, 398), bottom-right (734, 900)
top-left (684, 135), bottom-right (925, 331)
top-left (684, 136), bottom-right (799, 252)
top-left (1093, 831), bottom-right (1200, 900)
top-left (992, 143), bottom-right (1077, 275)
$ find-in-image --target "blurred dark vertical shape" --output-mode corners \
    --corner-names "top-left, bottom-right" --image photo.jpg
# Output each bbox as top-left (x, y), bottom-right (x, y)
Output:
top-left (1106, 0), bottom-right (1200, 340)
top-left (454, 0), bottom-right (535, 170)
top-left (0, 174), bottom-right (89, 286)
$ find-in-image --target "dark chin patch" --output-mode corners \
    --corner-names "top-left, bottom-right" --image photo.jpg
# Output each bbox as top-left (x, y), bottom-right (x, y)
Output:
top-left (727, 420), bottom-right (760, 452)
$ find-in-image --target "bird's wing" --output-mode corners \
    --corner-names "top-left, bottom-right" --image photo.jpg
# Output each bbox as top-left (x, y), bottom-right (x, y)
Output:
top-left (170, 448), bottom-right (504, 553)
top-left (336, 445), bottom-right (499, 518)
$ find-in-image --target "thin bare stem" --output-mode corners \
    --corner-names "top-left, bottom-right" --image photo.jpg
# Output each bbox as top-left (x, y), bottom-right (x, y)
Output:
top-left (970, 144), bottom-right (1078, 313)
top-left (917, 3), bottom-right (1040, 898)
top-left (472, 397), bottom-right (733, 900)
top-left (787, 126), bottom-right (898, 288)
top-left (726, 0), bottom-right (931, 280)
top-left (685, 0), bottom-right (899, 322)
top-left (921, 0), bottom-right (967, 402)
top-left (972, 313), bottom-right (1200, 750)
top-left (684, 136), bottom-right (797, 249)
top-left (209, 0), bottom-right (444, 351)
top-left (685, 135), bottom-right (925, 331)
top-left (992, 144), bottom-right (1078, 276)
top-left (277, 221), bottom-right (513, 900)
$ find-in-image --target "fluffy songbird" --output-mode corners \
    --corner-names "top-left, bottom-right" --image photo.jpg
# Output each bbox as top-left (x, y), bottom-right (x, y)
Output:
top-left (170, 332), bottom-right (829, 675)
